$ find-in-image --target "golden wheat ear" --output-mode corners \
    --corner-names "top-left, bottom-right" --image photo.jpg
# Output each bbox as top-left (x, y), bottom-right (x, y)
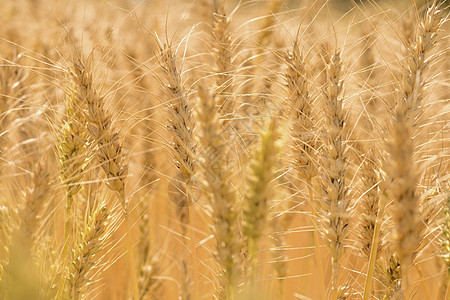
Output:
top-left (1, 160), bottom-right (52, 300)
top-left (67, 204), bottom-right (110, 299)
top-left (71, 59), bottom-right (128, 197)
top-left (69, 57), bottom-right (139, 300)
top-left (156, 40), bottom-right (197, 186)
top-left (57, 78), bottom-right (89, 203)
top-left (156, 39), bottom-right (199, 300)
top-left (284, 39), bottom-right (317, 182)
top-left (211, 0), bottom-right (235, 119)
top-left (383, 2), bottom-right (445, 297)
top-left (196, 83), bottom-right (241, 299)
top-left (57, 65), bottom-right (91, 287)
top-left (316, 50), bottom-right (351, 299)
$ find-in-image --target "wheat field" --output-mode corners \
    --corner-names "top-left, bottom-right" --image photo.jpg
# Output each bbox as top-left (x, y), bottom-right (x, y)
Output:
top-left (0, 0), bottom-right (449, 299)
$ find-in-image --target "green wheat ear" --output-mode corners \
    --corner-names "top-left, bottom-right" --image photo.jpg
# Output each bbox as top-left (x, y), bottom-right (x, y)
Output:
top-left (243, 117), bottom-right (281, 283)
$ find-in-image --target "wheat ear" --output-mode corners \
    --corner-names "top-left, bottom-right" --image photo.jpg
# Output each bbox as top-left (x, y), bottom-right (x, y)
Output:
top-left (382, 253), bottom-right (402, 299)
top-left (1, 160), bottom-right (51, 299)
top-left (384, 2), bottom-right (444, 295)
top-left (22, 161), bottom-right (51, 251)
top-left (156, 41), bottom-right (197, 185)
top-left (71, 58), bottom-right (139, 300)
top-left (57, 68), bottom-right (90, 282)
top-left (284, 39), bottom-right (327, 297)
top-left (72, 60), bottom-right (128, 195)
top-left (58, 81), bottom-right (89, 200)
top-left (156, 39), bottom-right (198, 300)
top-left (256, 0), bottom-right (282, 49)
top-left (243, 117), bottom-right (281, 283)
top-left (196, 84), bottom-right (241, 299)
top-left (138, 252), bottom-right (163, 299)
top-left (284, 40), bottom-right (317, 181)
top-left (212, 0), bottom-right (235, 118)
top-left (318, 51), bottom-right (350, 299)
top-left (67, 204), bottom-right (109, 299)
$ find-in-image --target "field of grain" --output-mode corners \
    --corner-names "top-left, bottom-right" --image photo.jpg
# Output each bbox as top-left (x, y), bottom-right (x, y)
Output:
top-left (0, 0), bottom-right (448, 299)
